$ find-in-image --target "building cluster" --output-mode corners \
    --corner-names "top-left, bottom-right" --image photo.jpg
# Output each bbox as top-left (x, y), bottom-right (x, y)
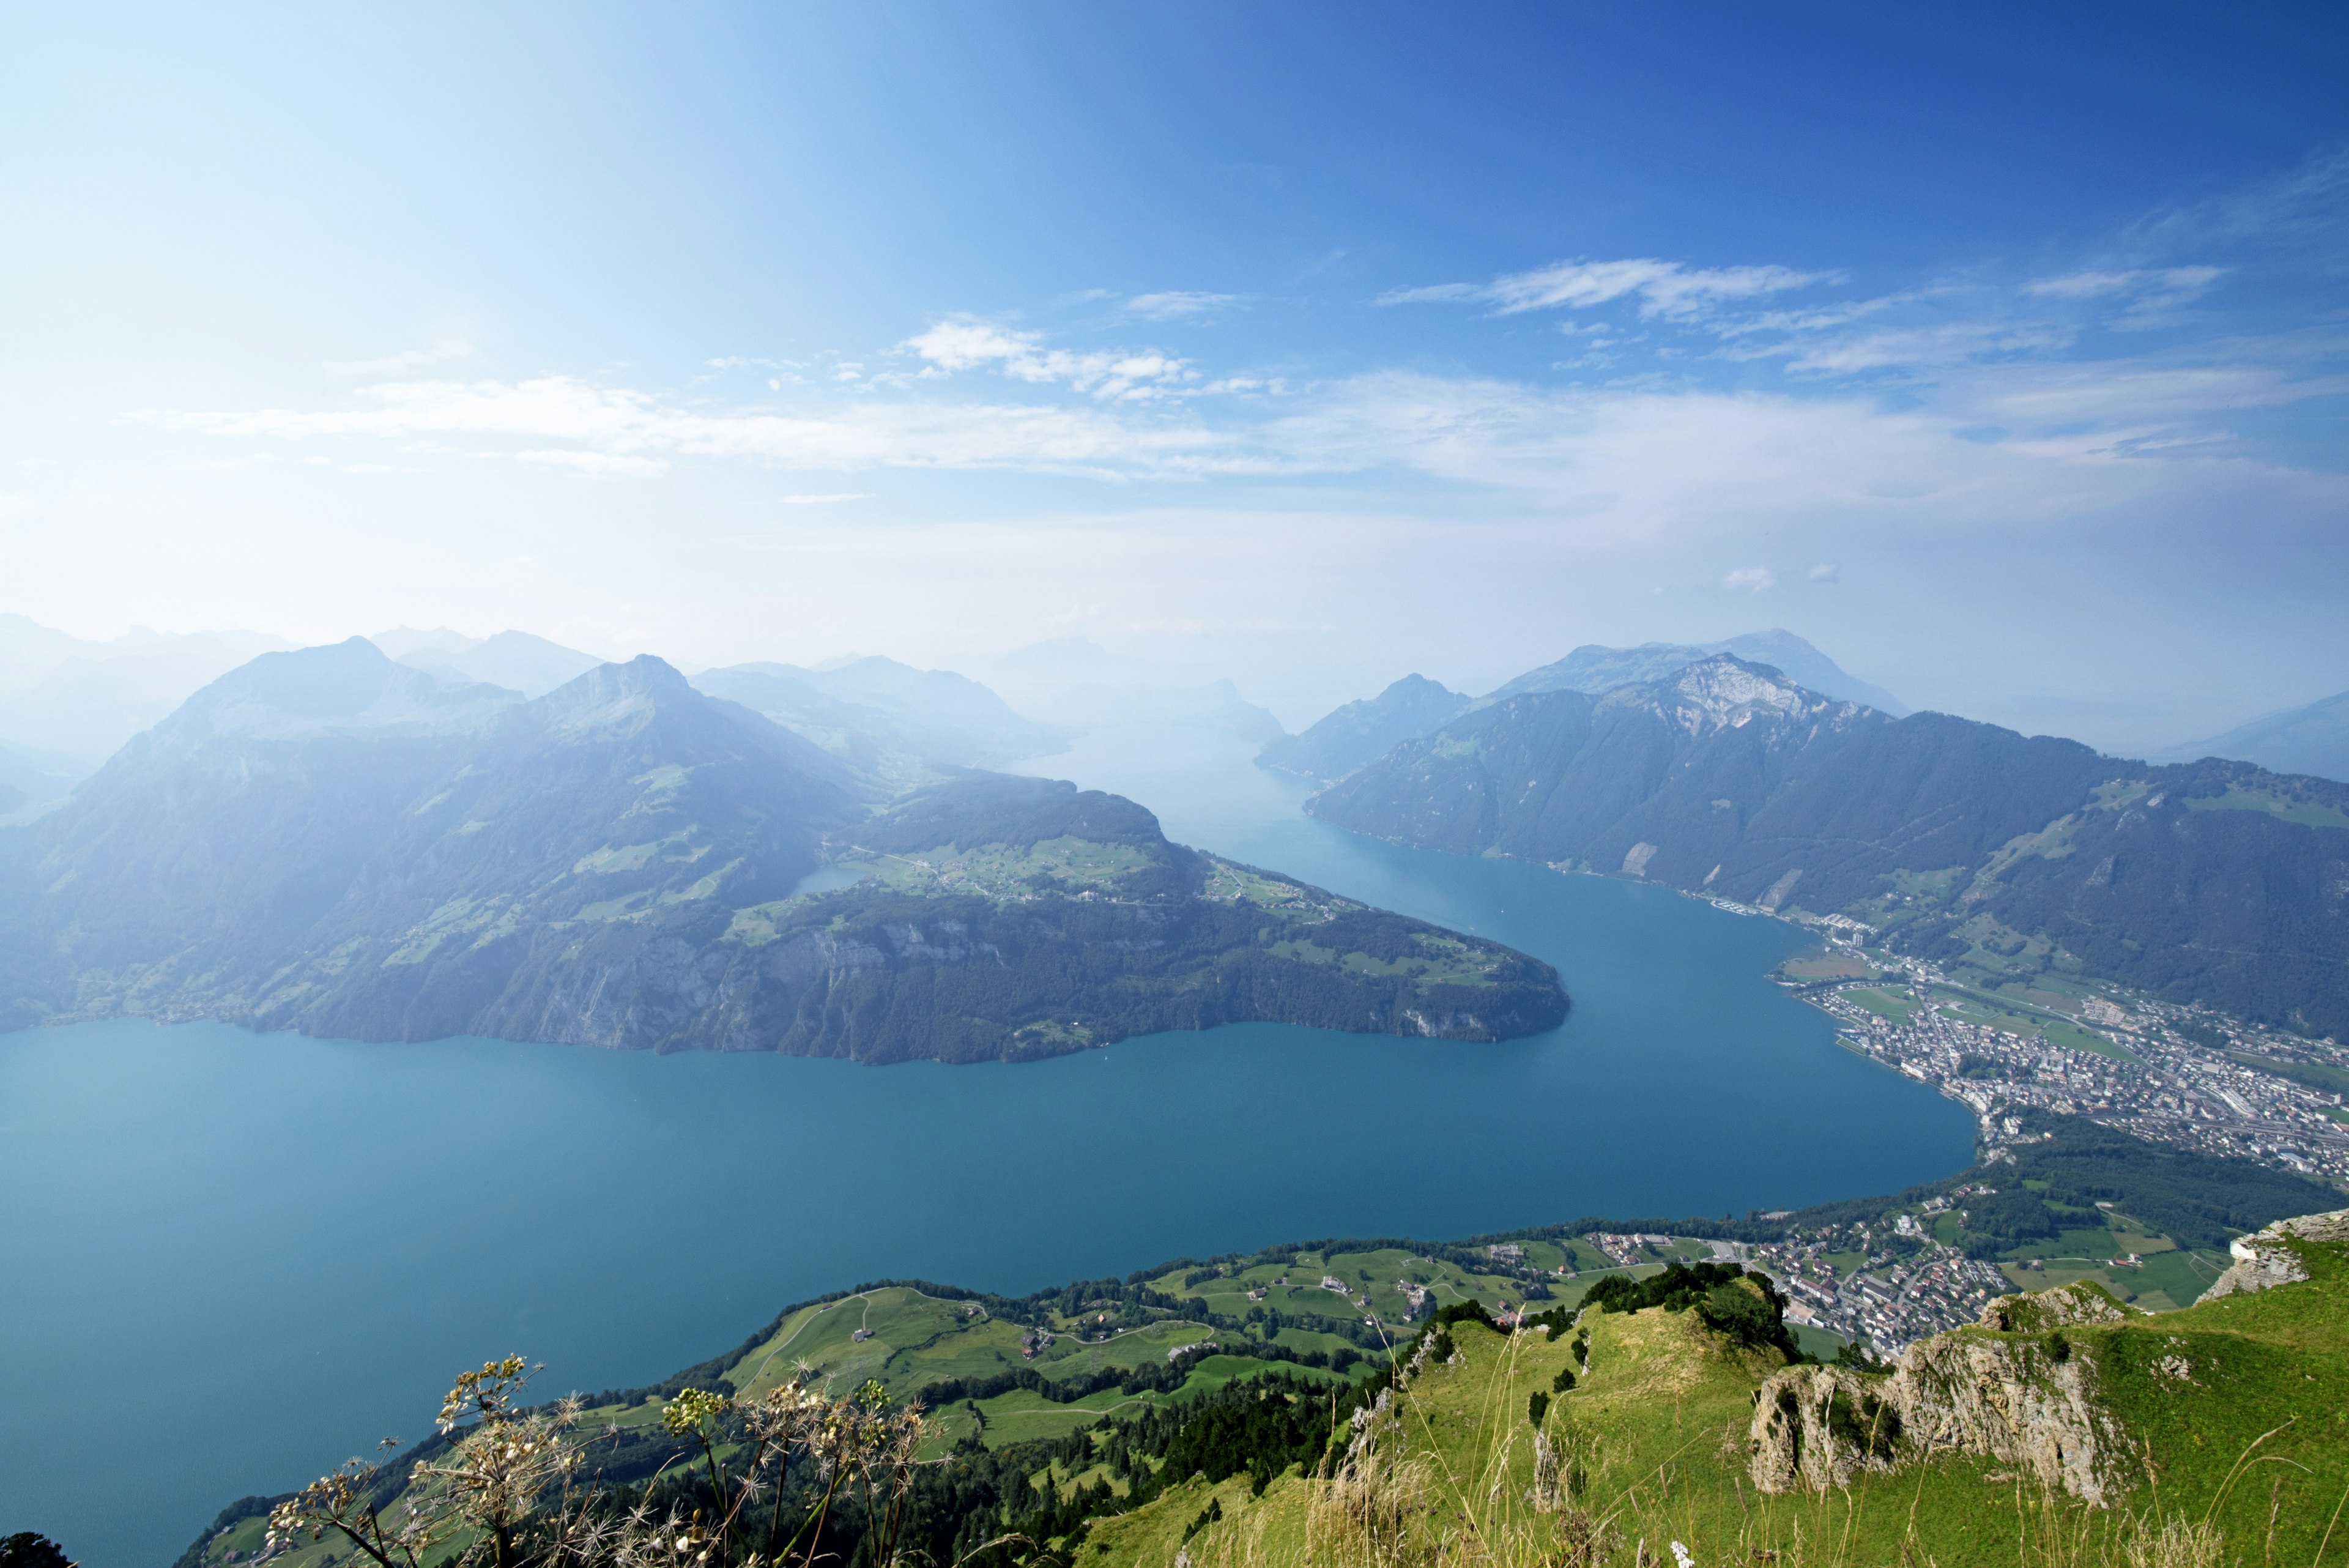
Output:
top-left (1784, 929), bottom-right (2349, 1184)
top-left (1584, 1233), bottom-right (1673, 1268)
top-left (1735, 1222), bottom-right (2012, 1353)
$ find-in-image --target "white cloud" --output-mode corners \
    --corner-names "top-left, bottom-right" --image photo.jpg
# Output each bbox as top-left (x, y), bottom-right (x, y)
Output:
top-left (324, 340), bottom-right (475, 377)
top-left (901, 320), bottom-right (1192, 400)
top-left (1382, 256), bottom-right (1835, 319)
top-left (1806, 562), bottom-right (1839, 582)
top-left (1126, 291), bottom-right (1237, 320)
top-left (1723, 567), bottom-right (1776, 593)
top-left (516, 448), bottom-right (670, 478)
top-left (150, 285), bottom-right (2349, 528)
top-left (2023, 266), bottom-right (2225, 326)
top-left (781, 492), bottom-right (867, 505)
top-left (1773, 319), bottom-right (2074, 376)
top-left (155, 374), bottom-right (1249, 480)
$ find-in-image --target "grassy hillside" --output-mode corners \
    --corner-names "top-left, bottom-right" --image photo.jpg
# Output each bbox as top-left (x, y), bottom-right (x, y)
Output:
top-left (177, 1234), bottom-right (1664, 1568)
top-left (179, 1174), bottom-right (2347, 1568)
top-left (1089, 1222), bottom-right (2349, 1568)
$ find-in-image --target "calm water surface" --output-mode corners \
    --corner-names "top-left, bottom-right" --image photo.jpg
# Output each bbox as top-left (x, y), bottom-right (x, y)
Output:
top-left (0, 729), bottom-right (1973, 1565)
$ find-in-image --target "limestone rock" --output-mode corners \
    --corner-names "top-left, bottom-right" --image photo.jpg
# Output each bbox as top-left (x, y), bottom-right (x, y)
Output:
top-left (1748, 1367), bottom-right (1903, 1494)
top-left (1882, 1330), bottom-right (2124, 1504)
top-left (1976, 1279), bottom-right (2132, 1333)
top-left (2196, 1208), bottom-right (2349, 1303)
top-left (1750, 1285), bottom-right (2130, 1504)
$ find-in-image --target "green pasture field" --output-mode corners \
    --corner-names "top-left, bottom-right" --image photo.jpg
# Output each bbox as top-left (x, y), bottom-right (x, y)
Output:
top-left (2228, 1049), bottom-right (2349, 1096)
top-left (2184, 786), bottom-right (2349, 831)
top-left (1931, 984), bottom-right (2133, 1061)
top-left (1844, 985), bottom-right (1919, 1024)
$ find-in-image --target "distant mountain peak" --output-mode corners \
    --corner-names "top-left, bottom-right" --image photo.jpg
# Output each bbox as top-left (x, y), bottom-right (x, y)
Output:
top-left (1486, 631), bottom-right (1906, 716)
top-left (1630, 653), bottom-right (1816, 732)
top-left (529, 655), bottom-right (700, 740)
top-left (169, 637), bottom-right (518, 741)
top-left (2162, 688), bottom-right (2349, 784)
top-left (1258, 673), bottom-right (1471, 782)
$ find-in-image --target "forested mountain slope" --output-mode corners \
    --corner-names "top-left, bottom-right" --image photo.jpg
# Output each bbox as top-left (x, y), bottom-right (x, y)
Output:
top-left (1311, 656), bottom-right (2349, 1038)
top-left (0, 643), bottom-right (1562, 1058)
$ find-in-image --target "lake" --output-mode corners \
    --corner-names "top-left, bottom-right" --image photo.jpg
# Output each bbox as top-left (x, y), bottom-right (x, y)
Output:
top-left (0, 727), bottom-right (1975, 1566)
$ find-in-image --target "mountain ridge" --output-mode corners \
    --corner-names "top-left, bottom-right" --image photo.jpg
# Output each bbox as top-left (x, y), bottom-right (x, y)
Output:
top-left (0, 642), bottom-right (1563, 1058)
top-left (1308, 655), bottom-right (2349, 1039)
top-left (1258, 631), bottom-right (1902, 786)
top-left (2164, 686), bottom-right (2349, 784)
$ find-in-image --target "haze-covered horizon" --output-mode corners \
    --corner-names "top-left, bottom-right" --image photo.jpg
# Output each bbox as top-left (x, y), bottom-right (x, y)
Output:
top-left (4, 607), bottom-right (2337, 775)
top-left (5, 6), bottom-right (2347, 756)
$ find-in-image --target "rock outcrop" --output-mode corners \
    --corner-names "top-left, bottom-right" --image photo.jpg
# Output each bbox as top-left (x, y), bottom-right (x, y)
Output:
top-left (1750, 1282), bottom-right (2136, 1504)
top-left (1976, 1279), bottom-right (2133, 1332)
top-left (2195, 1208), bottom-right (2349, 1303)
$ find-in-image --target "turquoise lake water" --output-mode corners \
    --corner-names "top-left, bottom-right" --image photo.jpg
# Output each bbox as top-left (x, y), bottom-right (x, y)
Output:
top-left (0, 729), bottom-right (1976, 1566)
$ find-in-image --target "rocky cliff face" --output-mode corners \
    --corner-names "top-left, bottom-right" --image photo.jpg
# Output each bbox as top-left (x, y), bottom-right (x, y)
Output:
top-left (1750, 1281), bottom-right (2136, 1504)
top-left (2196, 1208), bottom-right (2349, 1302)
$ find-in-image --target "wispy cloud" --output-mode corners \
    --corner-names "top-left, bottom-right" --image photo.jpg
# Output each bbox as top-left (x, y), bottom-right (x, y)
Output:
top-left (2024, 266), bottom-right (2222, 302)
top-left (517, 448), bottom-right (670, 478)
top-left (901, 320), bottom-right (1193, 399)
top-left (154, 375), bottom-right (1250, 480)
top-left (1723, 566), bottom-right (1776, 592)
top-left (2021, 266), bottom-right (2227, 330)
top-left (780, 491), bottom-right (867, 505)
top-left (1382, 256), bottom-right (1836, 318)
top-left (324, 340), bottom-right (475, 377)
top-left (149, 338), bottom-right (2349, 522)
top-left (1126, 291), bottom-right (1236, 320)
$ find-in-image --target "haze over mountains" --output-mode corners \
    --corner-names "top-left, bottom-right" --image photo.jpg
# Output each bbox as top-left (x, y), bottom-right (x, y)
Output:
top-left (5, 615), bottom-right (2344, 1052)
top-left (0, 637), bottom-right (1564, 1058)
top-left (0, 615), bottom-right (291, 809)
top-left (2165, 688), bottom-right (2349, 786)
top-left (371, 626), bottom-right (609, 697)
top-left (693, 655), bottom-right (1066, 790)
top-left (1310, 655), bottom-right (2349, 1040)
top-left (1259, 630), bottom-right (1902, 784)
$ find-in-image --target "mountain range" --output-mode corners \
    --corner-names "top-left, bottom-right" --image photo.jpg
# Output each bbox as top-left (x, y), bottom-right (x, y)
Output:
top-left (369, 625), bottom-right (609, 696)
top-left (1307, 655), bottom-right (2349, 1039)
top-left (986, 636), bottom-right (1287, 742)
top-left (1485, 629), bottom-right (1909, 713)
top-left (1260, 630), bottom-right (1901, 783)
top-left (2167, 686), bottom-right (2349, 784)
top-left (0, 639), bottom-right (1562, 1058)
top-left (0, 613), bottom-right (291, 778)
top-left (693, 655), bottom-right (1067, 788)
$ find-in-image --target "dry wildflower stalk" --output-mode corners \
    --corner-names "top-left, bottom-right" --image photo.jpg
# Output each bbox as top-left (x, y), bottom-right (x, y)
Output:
top-left (650, 1369), bottom-right (929, 1568)
top-left (269, 1357), bottom-right (583, 1568)
top-left (265, 1356), bottom-right (938, 1568)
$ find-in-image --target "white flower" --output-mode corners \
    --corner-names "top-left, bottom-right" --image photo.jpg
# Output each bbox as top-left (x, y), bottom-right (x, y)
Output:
top-left (1671, 1542), bottom-right (1696, 1568)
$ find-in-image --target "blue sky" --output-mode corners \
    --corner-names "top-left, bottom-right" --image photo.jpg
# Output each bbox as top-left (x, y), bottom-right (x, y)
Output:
top-left (2, 2), bottom-right (2345, 747)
